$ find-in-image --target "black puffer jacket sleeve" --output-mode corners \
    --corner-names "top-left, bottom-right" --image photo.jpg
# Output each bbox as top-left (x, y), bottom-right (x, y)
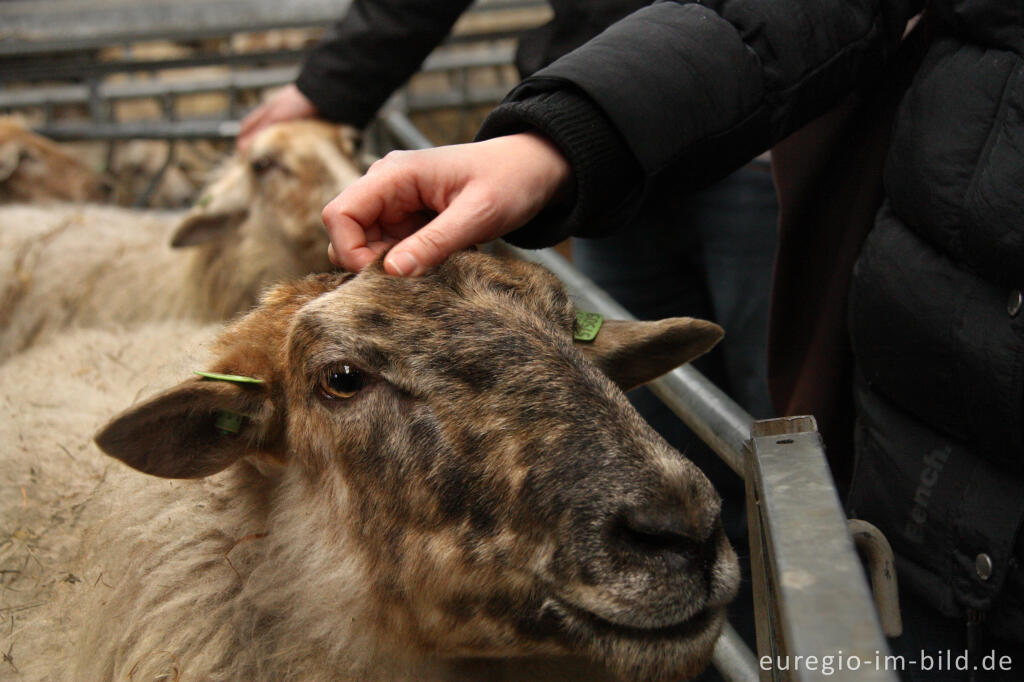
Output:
top-left (296, 0), bottom-right (474, 128)
top-left (479, 0), bottom-right (922, 246)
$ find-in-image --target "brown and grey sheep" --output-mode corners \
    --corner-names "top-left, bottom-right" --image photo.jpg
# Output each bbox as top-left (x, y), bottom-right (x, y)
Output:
top-left (1, 251), bottom-right (737, 681)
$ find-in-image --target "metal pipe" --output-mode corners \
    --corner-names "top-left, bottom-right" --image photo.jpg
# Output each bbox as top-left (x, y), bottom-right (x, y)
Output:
top-left (713, 622), bottom-right (761, 682)
top-left (36, 119), bottom-right (240, 141)
top-left (748, 419), bottom-right (897, 681)
top-left (0, 51), bottom-right (514, 110)
top-left (848, 519), bottom-right (903, 638)
top-left (381, 109), bottom-right (434, 150)
top-left (1, 49), bottom-right (309, 84)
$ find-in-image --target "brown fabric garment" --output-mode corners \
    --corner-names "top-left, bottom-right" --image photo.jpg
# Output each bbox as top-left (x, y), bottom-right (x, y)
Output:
top-left (767, 22), bottom-right (928, 490)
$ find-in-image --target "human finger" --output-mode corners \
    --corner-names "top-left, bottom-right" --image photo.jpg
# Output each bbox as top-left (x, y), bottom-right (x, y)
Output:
top-left (236, 106), bottom-right (271, 152)
top-left (383, 190), bottom-right (502, 276)
top-left (324, 207), bottom-right (431, 271)
top-left (321, 160), bottom-right (433, 269)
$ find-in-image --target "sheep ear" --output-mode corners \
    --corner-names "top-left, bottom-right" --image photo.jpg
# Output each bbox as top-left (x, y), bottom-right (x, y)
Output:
top-left (94, 378), bottom-right (274, 479)
top-left (0, 141), bottom-right (21, 182)
top-left (337, 125), bottom-right (361, 158)
top-left (170, 164), bottom-right (251, 248)
top-left (577, 318), bottom-right (723, 392)
top-left (170, 208), bottom-right (248, 247)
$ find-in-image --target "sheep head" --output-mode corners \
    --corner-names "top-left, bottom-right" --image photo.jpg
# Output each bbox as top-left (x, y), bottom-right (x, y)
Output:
top-left (171, 120), bottom-right (361, 270)
top-left (95, 251), bottom-right (738, 681)
top-left (0, 118), bottom-right (110, 203)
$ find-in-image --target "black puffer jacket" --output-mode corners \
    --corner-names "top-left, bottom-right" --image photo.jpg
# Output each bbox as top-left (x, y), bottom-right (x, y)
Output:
top-left (477, 0), bottom-right (1024, 638)
top-left (294, 0), bottom-right (649, 127)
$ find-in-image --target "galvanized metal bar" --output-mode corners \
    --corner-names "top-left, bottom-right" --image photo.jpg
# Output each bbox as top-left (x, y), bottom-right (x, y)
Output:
top-left (36, 119), bottom-right (241, 141)
top-left (380, 109), bottom-right (435, 150)
top-left (136, 139), bottom-right (176, 208)
top-left (847, 520), bottom-right (902, 638)
top-left (747, 473), bottom-right (779, 682)
top-left (748, 418), bottom-right (897, 681)
top-left (23, 85), bottom-right (506, 140)
top-left (714, 622), bottom-right (762, 682)
top-left (4, 77), bottom-right (510, 141)
top-left (0, 43), bottom-right (514, 88)
top-left (87, 76), bottom-right (106, 122)
top-left (1, 84), bottom-right (91, 109)
top-left (0, 45), bottom-right (516, 109)
top-left (442, 28), bottom-right (525, 46)
top-left (0, 67), bottom-right (297, 109)
top-left (0, 49), bottom-right (309, 84)
top-left (370, 87), bottom-right (517, 114)
top-left (422, 45), bottom-right (516, 73)
top-left (472, 0), bottom-right (548, 9)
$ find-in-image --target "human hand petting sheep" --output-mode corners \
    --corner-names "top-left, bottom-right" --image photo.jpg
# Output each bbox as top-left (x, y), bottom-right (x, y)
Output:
top-left (237, 85), bottom-right (319, 152)
top-left (321, 132), bottom-right (572, 276)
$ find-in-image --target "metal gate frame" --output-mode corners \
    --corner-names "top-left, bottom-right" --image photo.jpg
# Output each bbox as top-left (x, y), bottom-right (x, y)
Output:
top-left (0, 0), bottom-right (540, 141)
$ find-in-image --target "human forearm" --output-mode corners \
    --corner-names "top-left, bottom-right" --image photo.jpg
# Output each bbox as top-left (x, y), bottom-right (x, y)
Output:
top-left (476, 88), bottom-right (643, 248)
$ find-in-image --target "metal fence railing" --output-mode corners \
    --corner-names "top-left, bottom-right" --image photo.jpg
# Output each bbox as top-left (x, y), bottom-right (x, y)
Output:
top-left (1, 0), bottom-right (540, 142)
top-left (1, 0), bottom-right (537, 206)
top-left (0, 0), bottom-right (546, 58)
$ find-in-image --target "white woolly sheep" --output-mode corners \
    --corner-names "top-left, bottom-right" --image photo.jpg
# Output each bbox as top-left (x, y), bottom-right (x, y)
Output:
top-left (1, 251), bottom-right (738, 681)
top-left (0, 120), bottom-right (361, 362)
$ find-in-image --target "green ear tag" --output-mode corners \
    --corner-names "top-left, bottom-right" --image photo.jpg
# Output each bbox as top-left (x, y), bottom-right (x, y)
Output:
top-left (196, 194), bottom-right (213, 208)
top-left (214, 410), bottom-right (245, 435)
top-left (574, 311), bottom-right (604, 342)
top-left (194, 371), bottom-right (265, 384)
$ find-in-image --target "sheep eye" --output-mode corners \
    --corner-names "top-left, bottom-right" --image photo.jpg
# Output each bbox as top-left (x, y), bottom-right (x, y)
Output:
top-left (318, 365), bottom-right (363, 400)
top-left (250, 156), bottom-right (277, 174)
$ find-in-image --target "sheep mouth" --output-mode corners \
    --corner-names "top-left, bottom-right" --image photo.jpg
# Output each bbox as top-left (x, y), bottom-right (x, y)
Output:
top-left (552, 597), bottom-right (719, 643)
top-left (549, 597), bottom-right (725, 680)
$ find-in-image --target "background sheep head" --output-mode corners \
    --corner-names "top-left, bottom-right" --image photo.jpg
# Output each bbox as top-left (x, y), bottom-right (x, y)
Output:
top-left (0, 118), bottom-right (110, 203)
top-left (95, 251), bottom-right (739, 681)
top-left (172, 120), bottom-right (360, 265)
top-left (171, 120), bottom-right (363, 318)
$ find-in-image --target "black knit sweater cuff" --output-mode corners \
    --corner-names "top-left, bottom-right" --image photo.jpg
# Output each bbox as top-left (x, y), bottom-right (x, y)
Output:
top-left (475, 87), bottom-right (643, 249)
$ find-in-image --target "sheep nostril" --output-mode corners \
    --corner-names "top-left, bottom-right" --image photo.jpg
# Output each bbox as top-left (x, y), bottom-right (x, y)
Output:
top-left (612, 506), bottom-right (718, 570)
